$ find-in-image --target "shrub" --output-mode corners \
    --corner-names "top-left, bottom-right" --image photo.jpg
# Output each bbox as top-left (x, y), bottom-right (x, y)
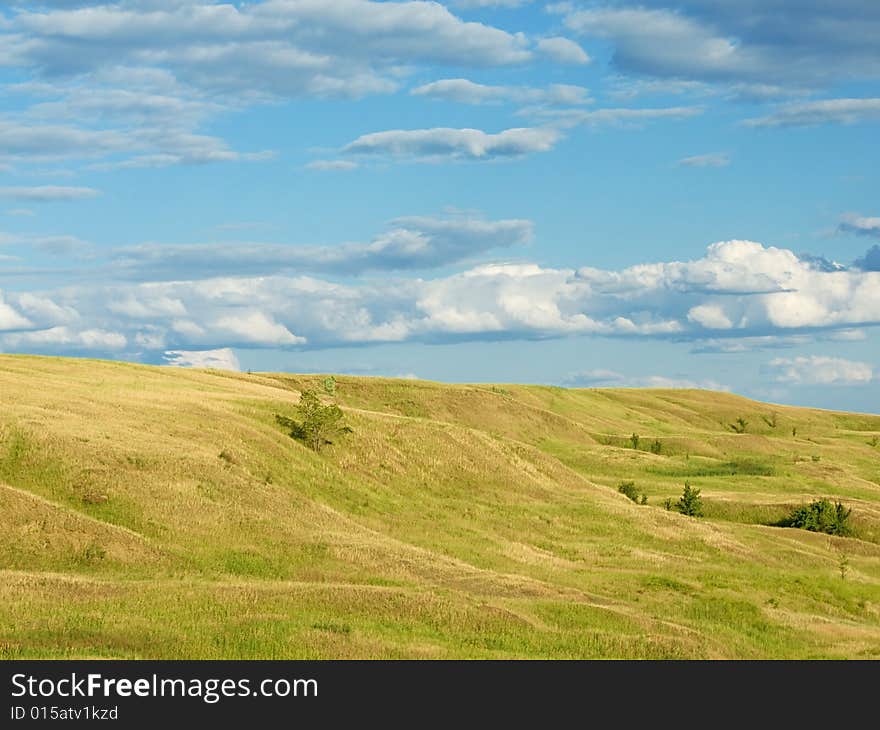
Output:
top-left (780, 499), bottom-right (852, 536)
top-left (276, 389), bottom-right (349, 452)
top-left (762, 412), bottom-right (778, 429)
top-left (649, 439), bottom-right (662, 454)
top-left (618, 481), bottom-right (649, 505)
top-left (729, 417), bottom-right (748, 434)
top-left (322, 376), bottom-right (337, 396)
top-left (630, 433), bottom-right (640, 450)
top-left (676, 481), bottom-right (703, 517)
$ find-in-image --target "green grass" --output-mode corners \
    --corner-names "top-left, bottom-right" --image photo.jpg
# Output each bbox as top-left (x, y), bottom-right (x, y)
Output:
top-left (0, 354), bottom-right (879, 659)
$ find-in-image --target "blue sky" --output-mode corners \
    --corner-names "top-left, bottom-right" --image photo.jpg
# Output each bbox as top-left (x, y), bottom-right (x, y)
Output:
top-left (1, 1), bottom-right (880, 412)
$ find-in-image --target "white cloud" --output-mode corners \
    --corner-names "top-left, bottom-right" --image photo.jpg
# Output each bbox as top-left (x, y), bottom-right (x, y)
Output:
top-left (4, 1), bottom-right (532, 92)
top-left (163, 348), bottom-right (240, 371)
top-left (687, 303), bottom-right (733, 329)
top-left (0, 293), bottom-right (34, 331)
top-left (411, 78), bottom-right (589, 105)
top-left (342, 126), bottom-right (562, 162)
top-left (766, 356), bottom-right (874, 386)
top-left (0, 186), bottom-right (100, 201)
top-left (558, 7), bottom-right (762, 81)
top-left (839, 213), bottom-right (880, 239)
top-left (451, 1), bottom-right (531, 7)
top-left (678, 153), bottom-right (729, 167)
top-left (214, 311), bottom-right (305, 346)
top-left (745, 98), bottom-right (880, 127)
top-left (305, 160), bottom-right (359, 171)
top-left (563, 369), bottom-right (728, 391)
top-left (553, 2), bottom-right (880, 88)
top-left (112, 213), bottom-right (534, 278)
top-left (5, 238), bottom-right (880, 357)
top-left (0, 231), bottom-right (92, 256)
top-left (528, 105), bottom-right (703, 128)
top-left (2, 326), bottom-right (126, 351)
top-left (535, 37), bottom-right (590, 65)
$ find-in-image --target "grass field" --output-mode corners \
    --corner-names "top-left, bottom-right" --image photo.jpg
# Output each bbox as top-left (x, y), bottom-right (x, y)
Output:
top-left (1, 354), bottom-right (879, 659)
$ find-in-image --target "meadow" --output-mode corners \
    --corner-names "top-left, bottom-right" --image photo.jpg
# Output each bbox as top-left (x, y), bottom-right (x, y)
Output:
top-left (1, 354), bottom-right (879, 659)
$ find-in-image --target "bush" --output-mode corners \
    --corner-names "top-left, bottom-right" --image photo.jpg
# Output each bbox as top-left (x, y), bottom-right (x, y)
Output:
top-left (629, 433), bottom-right (640, 450)
top-left (676, 481), bottom-right (703, 517)
top-left (276, 389), bottom-right (349, 452)
top-left (618, 481), bottom-right (648, 505)
top-left (649, 439), bottom-right (662, 454)
top-left (729, 417), bottom-right (748, 434)
top-left (322, 376), bottom-right (337, 396)
top-left (780, 499), bottom-right (852, 536)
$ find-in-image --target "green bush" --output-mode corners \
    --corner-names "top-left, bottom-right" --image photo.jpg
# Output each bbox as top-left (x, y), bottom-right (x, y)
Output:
top-left (618, 481), bottom-right (645, 504)
top-left (780, 499), bottom-right (852, 536)
top-left (276, 389), bottom-right (349, 452)
top-left (677, 481), bottom-right (703, 517)
top-left (649, 439), bottom-right (662, 454)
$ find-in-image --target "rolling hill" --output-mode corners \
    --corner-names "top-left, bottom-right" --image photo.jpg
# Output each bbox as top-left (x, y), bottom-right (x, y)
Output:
top-left (1, 354), bottom-right (879, 659)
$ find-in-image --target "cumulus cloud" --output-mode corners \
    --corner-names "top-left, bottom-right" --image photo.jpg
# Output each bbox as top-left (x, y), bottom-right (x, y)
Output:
top-left (0, 186), bottom-right (100, 201)
top-left (744, 98), bottom-right (880, 127)
top-left (5, 238), bottom-right (880, 358)
top-left (111, 213), bottom-right (534, 278)
top-left (163, 347), bottom-right (241, 371)
top-left (411, 78), bottom-right (590, 105)
top-left (342, 126), bottom-right (562, 162)
top-left (535, 37), bottom-right (590, 65)
top-left (678, 153), bottom-right (729, 168)
top-left (765, 356), bottom-right (874, 386)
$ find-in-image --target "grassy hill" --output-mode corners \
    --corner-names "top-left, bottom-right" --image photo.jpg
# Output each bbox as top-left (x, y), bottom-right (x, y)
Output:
top-left (1, 354), bottom-right (879, 659)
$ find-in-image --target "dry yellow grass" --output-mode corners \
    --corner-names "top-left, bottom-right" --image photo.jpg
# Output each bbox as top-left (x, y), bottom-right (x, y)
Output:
top-left (0, 354), bottom-right (879, 658)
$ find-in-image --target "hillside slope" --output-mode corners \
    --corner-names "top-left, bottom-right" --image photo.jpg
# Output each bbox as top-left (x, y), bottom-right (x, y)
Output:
top-left (1, 355), bottom-right (879, 659)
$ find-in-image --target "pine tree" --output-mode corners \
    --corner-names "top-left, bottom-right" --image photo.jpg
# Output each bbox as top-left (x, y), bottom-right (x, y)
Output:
top-left (677, 481), bottom-right (703, 517)
top-left (276, 389), bottom-right (348, 452)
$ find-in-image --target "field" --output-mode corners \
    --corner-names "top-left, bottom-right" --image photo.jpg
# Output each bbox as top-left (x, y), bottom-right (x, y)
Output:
top-left (1, 354), bottom-right (879, 659)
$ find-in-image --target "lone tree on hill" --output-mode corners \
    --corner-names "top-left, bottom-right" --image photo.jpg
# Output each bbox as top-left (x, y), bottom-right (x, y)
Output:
top-left (276, 389), bottom-right (349, 452)
top-left (677, 481), bottom-right (703, 517)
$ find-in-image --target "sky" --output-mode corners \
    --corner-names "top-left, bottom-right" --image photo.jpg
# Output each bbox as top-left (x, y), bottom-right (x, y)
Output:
top-left (1, 1), bottom-right (880, 412)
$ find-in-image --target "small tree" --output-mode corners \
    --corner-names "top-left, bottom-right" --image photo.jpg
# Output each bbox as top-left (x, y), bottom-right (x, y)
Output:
top-left (762, 412), bottom-right (778, 429)
top-left (650, 439), bottom-right (662, 455)
top-left (677, 481), bottom-right (703, 517)
top-left (276, 389), bottom-right (348, 452)
top-left (322, 376), bottom-right (337, 396)
top-left (729, 417), bottom-right (748, 434)
top-left (630, 433), bottom-right (640, 450)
